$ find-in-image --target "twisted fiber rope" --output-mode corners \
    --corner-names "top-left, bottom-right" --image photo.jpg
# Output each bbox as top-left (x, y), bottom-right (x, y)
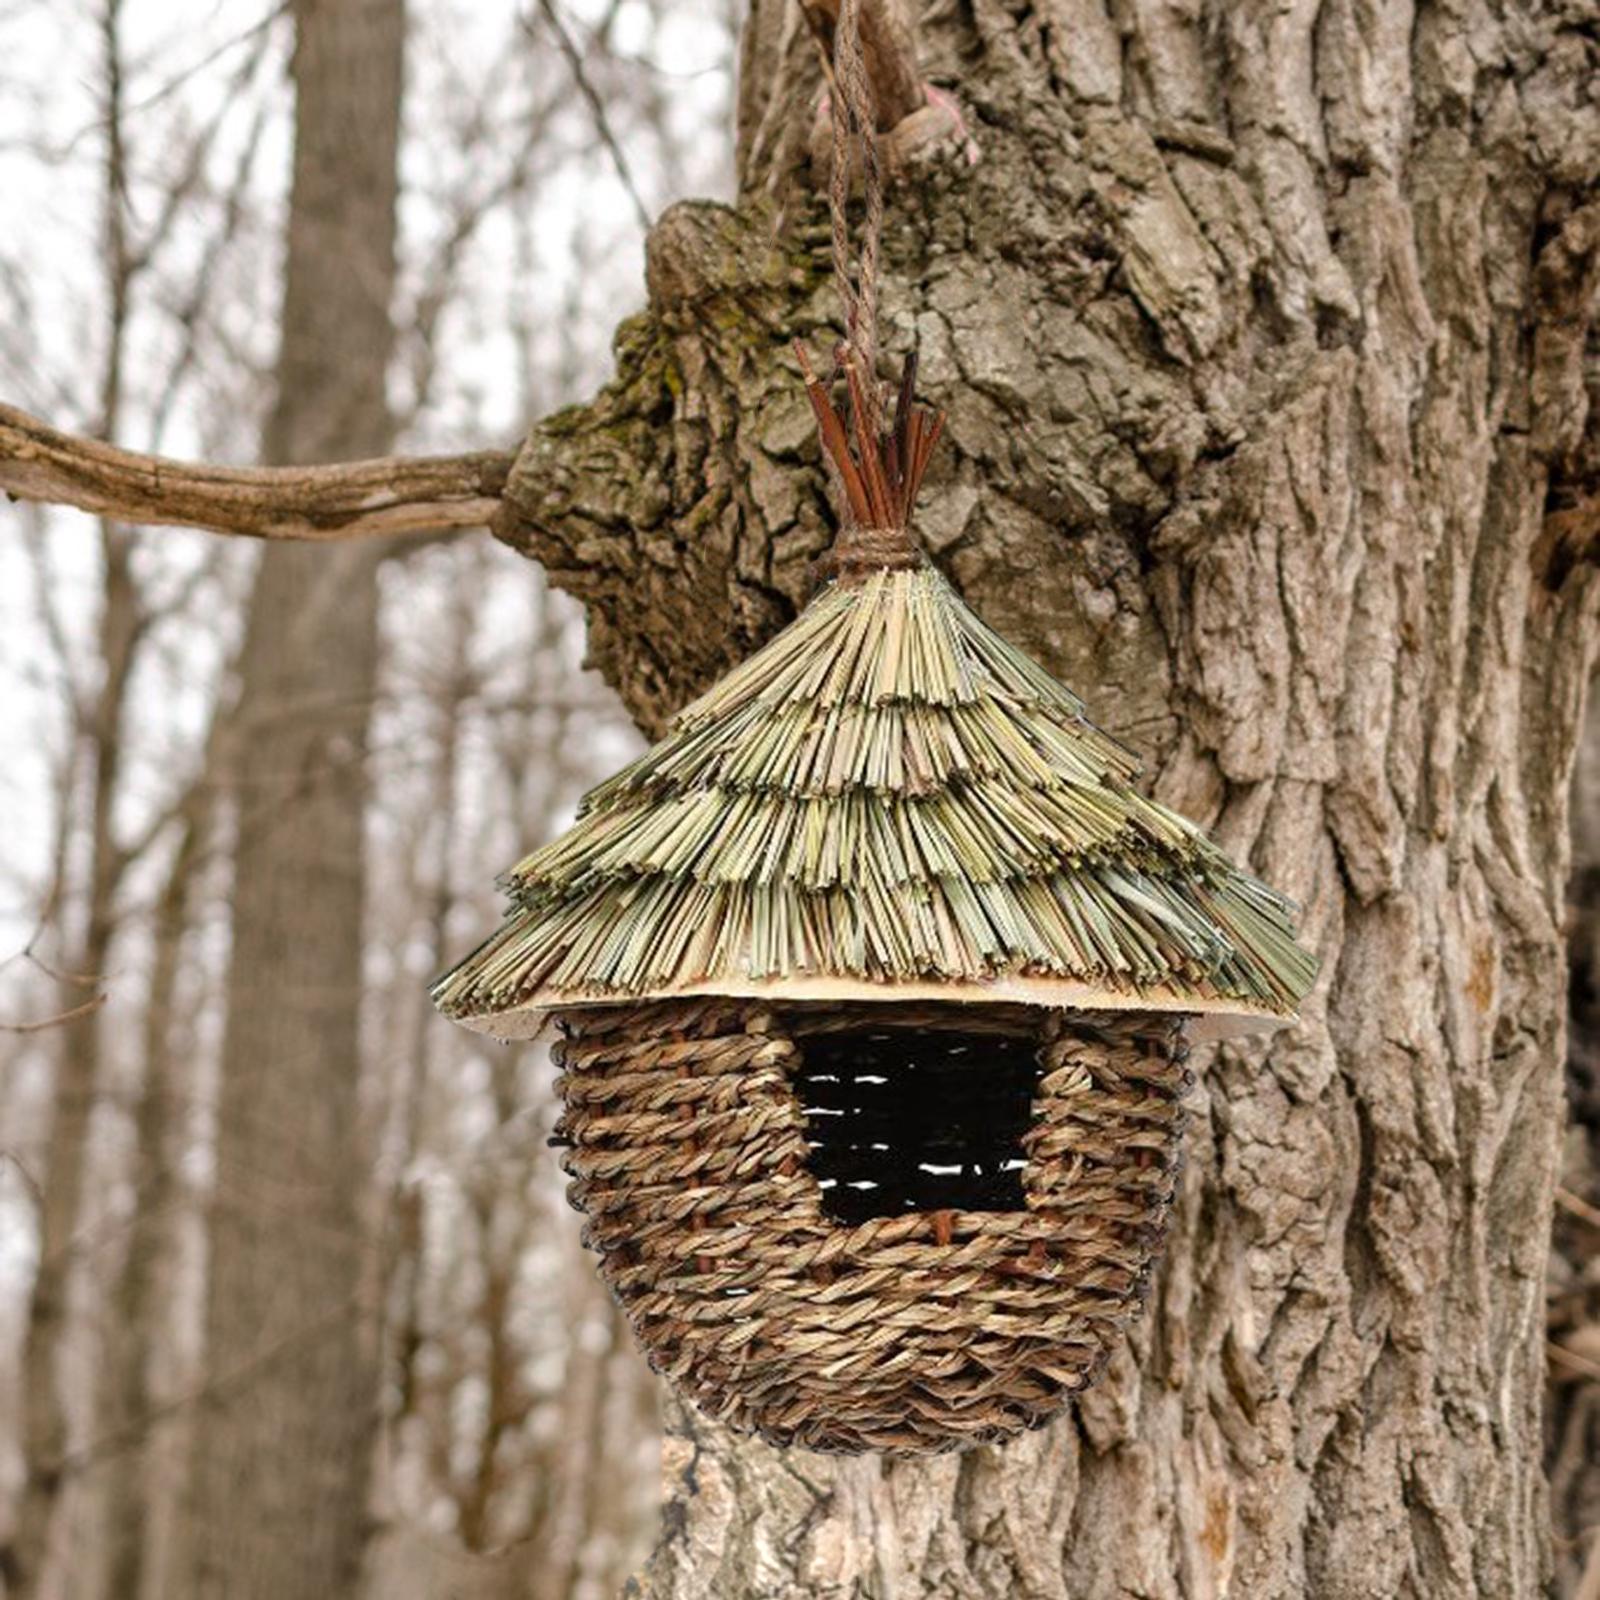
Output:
top-left (828, 0), bottom-right (885, 435)
top-left (816, 522), bottom-right (921, 579)
top-left (551, 998), bottom-right (1192, 1453)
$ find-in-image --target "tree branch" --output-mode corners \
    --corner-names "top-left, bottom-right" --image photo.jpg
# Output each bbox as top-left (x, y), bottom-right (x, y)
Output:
top-left (0, 993), bottom-right (108, 1035)
top-left (526, 0), bottom-right (651, 231)
top-left (0, 403), bottom-right (512, 541)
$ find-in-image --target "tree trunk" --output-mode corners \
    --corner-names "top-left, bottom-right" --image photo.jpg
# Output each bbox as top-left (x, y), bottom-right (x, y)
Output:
top-left (494, 2), bottom-right (1600, 1594)
top-left (8, 1), bottom-right (146, 1573)
top-left (183, 1), bottom-right (403, 1596)
top-left (103, 801), bottom-right (208, 1600)
top-left (8, 529), bottom-right (139, 1599)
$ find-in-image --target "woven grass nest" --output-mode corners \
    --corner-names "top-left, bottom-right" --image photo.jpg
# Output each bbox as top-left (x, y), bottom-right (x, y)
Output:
top-left (435, 355), bottom-right (1316, 1453)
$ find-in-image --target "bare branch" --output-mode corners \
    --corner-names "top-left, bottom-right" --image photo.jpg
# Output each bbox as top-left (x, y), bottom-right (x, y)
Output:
top-left (1557, 1185), bottom-right (1600, 1231)
top-left (0, 403), bottom-right (512, 540)
top-left (0, 992), bottom-right (108, 1035)
top-left (146, 92), bottom-right (274, 448)
top-left (1549, 1338), bottom-right (1600, 1385)
top-left (526, 0), bottom-right (652, 230)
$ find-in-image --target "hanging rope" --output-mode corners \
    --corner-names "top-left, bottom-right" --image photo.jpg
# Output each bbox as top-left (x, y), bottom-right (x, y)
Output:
top-left (797, 0), bottom-right (943, 578)
top-left (827, 0), bottom-right (885, 438)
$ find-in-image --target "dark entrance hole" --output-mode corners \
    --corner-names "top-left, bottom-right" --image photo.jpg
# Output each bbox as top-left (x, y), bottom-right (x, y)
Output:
top-left (791, 1024), bottom-right (1043, 1226)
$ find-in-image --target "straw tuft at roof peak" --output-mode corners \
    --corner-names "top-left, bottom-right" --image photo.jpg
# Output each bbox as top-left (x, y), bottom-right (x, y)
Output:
top-left (433, 562), bottom-right (1318, 1029)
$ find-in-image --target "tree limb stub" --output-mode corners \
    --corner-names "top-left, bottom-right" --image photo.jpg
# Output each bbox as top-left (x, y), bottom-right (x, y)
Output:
top-left (0, 403), bottom-right (512, 541)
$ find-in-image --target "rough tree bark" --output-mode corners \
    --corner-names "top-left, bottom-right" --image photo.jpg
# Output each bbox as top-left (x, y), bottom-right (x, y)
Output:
top-left (183, 1), bottom-right (403, 1596)
top-left (1553, 691), bottom-right (1600, 1597)
top-left (491, 2), bottom-right (1600, 1595)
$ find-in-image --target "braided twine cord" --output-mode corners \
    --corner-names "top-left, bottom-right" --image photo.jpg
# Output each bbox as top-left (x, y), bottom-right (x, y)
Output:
top-left (828, 0), bottom-right (884, 432)
top-left (810, 0), bottom-right (928, 578)
top-left (552, 999), bottom-right (1192, 1453)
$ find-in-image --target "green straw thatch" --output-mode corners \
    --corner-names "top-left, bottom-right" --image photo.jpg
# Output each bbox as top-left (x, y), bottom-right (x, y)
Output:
top-left (433, 563), bottom-right (1318, 1024)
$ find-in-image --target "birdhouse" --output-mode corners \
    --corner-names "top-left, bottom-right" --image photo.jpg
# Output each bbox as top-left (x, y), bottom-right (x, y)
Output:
top-left (433, 359), bottom-right (1317, 1454)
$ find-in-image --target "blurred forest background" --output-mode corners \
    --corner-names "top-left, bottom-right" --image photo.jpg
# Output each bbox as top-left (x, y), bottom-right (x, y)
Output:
top-left (0, 1), bottom-right (1597, 1599)
top-left (0, 1), bottom-right (736, 1595)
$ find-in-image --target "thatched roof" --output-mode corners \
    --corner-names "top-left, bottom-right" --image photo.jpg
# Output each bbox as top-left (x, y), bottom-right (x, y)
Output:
top-left (433, 562), bottom-right (1318, 1035)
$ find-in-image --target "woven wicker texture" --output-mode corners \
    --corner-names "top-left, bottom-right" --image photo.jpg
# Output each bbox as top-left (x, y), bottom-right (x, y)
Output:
top-left (433, 566), bottom-right (1317, 1028)
top-left (551, 997), bottom-right (1191, 1453)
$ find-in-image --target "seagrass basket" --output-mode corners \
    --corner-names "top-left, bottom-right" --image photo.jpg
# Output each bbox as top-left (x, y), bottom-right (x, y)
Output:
top-left (434, 357), bottom-right (1315, 1453)
top-left (551, 998), bottom-right (1191, 1452)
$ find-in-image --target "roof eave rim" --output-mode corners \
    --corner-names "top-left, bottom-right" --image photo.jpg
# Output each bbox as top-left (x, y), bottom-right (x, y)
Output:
top-left (449, 973), bottom-right (1298, 1043)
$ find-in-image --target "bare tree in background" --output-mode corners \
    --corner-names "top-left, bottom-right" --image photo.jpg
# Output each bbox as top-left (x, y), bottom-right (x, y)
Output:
top-left (363, 559), bottom-right (657, 1599)
top-left (4, 4), bottom-right (266, 1590)
top-left (182, 0), bottom-right (403, 1595)
top-left (102, 765), bottom-right (217, 1600)
top-left (2, 1), bottom-right (1598, 1598)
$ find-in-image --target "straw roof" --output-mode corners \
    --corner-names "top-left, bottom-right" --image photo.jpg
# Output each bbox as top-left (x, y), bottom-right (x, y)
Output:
top-left (433, 563), bottom-right (1318, 1033)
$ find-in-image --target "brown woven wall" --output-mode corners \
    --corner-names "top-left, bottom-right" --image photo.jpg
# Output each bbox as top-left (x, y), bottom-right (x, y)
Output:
top-left (551, 997), bottom-right (1193, 1453)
